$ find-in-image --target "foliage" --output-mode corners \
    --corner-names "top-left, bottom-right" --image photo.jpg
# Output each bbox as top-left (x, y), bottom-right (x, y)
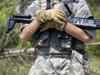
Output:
top-left (0, 0), bottom-right (33, 74)
top-left (0, 55), bottom-right (34, 75)
top-left (0, 0), bottom-right (100, 75)
top-left (0, 0), bottom-right (31, 51)
top-left (86, 0), bottom-right (100, 74)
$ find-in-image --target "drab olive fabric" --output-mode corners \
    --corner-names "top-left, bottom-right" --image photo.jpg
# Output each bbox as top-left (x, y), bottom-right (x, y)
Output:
top-left (35, 9), bottom-right (67, 32)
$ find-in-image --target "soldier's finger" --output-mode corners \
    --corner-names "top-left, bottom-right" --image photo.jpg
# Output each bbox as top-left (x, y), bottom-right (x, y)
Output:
top-left (40, 26), bottom-right (49, 32)
top-left (54, 18), bottom-right (64, 25)
top-left (58, 11), bottom-right (67, 19)
top-left (56, 14), bottom-right (67, 21)
top-left (55, 25), bottom-right (63, 31)
top-left (57, 16), bottom-right (67, 23)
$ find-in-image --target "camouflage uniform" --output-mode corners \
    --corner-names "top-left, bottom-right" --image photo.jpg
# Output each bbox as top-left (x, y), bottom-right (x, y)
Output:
top-left (20, 0), bottom-right (97, 75)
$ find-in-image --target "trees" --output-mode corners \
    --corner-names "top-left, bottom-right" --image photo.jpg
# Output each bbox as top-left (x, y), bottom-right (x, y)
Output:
top-left (20, 0), bottom-right (34, 12)
top-left (0, 0), bottom-right (32, 52)
top-left (0, 0), bottom-right (17, 51)
top-left (0, 1), bottom-right (33, 74)
top-left (0, 0), bottom-right (100, 74)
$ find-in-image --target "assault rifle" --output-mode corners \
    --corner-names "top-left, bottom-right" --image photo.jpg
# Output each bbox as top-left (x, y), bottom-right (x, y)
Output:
top-left (5, 15), bottom-right (100, 35)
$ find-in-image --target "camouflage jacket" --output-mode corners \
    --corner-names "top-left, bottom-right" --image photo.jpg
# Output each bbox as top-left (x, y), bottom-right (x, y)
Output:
top-left (20, 0), bottom-right (97, 54)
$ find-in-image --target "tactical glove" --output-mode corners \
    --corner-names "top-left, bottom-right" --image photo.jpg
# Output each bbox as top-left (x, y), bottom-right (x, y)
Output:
top-left (35, 9), bottom-right (67, 32)
top-left (40, 20), bottom-right (66, 32)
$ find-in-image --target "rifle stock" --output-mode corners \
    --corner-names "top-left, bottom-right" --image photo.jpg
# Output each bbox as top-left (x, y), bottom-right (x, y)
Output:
top-left (5, 15), bottom-right (100, 34)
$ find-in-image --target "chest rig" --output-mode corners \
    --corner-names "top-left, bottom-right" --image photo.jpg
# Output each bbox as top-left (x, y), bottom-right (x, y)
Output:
top-left (32, 0), bottom-right (84, 56)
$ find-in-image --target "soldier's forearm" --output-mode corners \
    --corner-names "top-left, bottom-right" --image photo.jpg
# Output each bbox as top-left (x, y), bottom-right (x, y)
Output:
top-left (20, 19), bottom-right (40, 42)
top-left (20, 20), bottom-right (91, 43)
top-left (64, 22), bottom-right (91, 43)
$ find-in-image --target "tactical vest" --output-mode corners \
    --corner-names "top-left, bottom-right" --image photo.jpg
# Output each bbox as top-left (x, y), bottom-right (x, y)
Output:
top-left (31, 0), bottom-right (85, 55)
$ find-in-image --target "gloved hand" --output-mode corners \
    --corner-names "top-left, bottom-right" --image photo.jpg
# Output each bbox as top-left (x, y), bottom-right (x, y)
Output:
top-left (40, 20), bottom-right (66, 32)
top-left (35, 9), bottom-right (67, 32)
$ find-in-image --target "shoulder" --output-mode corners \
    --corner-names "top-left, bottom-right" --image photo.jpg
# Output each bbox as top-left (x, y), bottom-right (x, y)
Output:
top-left (24, 0), bottom-right (42, 19)
top-left (72, 0), bottom-right (91, 17)
top-left (25, 0), bottom-right (46, 14)
top-left (76, 0), bottom-right (90, 10)
top-left (26, 0), bottom-right (40, 11)
top-left (27, 0), bottom-right (46, 10)
top-left (72, 0), bottom-right (89, 10)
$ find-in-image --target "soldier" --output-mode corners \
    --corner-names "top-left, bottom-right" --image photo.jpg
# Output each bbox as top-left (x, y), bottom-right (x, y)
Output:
top-left (20, 0), bottom-right (97, 75)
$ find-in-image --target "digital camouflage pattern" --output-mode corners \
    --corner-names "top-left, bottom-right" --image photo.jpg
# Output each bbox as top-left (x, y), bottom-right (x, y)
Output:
top-left (28, 50), bottom-right (90, 75)
top-left (20, 0), bottom-right (97, 75)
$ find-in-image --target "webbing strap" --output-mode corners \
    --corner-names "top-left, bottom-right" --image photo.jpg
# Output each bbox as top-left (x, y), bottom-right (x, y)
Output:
top-left (46, 0), bottom-right (51, 10)
top-left (64, 1), bottom-right (72, 15)
top-left (74, 0), bottom-right (79, 3)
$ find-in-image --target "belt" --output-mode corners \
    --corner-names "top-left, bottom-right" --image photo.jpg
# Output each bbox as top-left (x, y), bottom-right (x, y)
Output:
top-left (38, 47), bottom-right (72, 59)
top-left (50, 54), bottom-right (71, 59)
top-left (39, 53), bottom-right (71, 59)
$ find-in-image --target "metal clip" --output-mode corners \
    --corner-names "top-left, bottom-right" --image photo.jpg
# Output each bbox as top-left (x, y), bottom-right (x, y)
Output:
top-left (74, 0), bottom-right (79, 3)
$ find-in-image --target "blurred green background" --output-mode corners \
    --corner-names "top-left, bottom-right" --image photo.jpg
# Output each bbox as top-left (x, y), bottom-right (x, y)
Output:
top-left (0, 0), bottom-right (100, 75)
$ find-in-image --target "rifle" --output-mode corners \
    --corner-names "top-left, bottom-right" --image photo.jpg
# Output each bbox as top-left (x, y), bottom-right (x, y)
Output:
top-left (5, 14), bottom-right (100, 35)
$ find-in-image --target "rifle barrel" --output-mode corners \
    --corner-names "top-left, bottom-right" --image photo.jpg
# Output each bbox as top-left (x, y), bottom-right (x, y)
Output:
top-left (13, 15), bottom-right (31, 18)
top-left (14, 17), bottom-right (100, 29)
top-left (13, 18), bottom-right (32, 23)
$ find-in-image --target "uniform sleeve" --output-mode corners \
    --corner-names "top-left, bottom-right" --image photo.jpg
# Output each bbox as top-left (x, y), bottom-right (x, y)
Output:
top-left (19, 1), bottom-right (39, 33)
top-left (74, 0), bottom-right (97, 40)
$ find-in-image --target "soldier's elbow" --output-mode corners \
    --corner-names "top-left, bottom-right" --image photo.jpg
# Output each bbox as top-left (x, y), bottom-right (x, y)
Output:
top-left (83, 35), bottom-right (91, 43)
top-left (20, 35), bottom-right (27, 43)
top-left (83, 39), bottom-right (90, 43)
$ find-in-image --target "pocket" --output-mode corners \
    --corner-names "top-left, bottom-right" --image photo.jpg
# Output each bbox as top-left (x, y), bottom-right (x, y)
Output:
top-left (37, 31), bottom-right (49, 47)
top-left (83, 51), bottom-right (90, 75)
top-left (70, 50), bottom-right (85, 75)
top-left (60, 36), bottom-right (72, 50)
top-left (71, 50), bottom-right (90, 75)
top-left (72, 50), bottom-right (83, 64)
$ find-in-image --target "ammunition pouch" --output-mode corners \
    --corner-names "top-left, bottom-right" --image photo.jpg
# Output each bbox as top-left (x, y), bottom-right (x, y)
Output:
top-left (58, 31), bottom-right (72, 50)
top-left (72, 38), bottom-right (85, 51)
top-left (32, 30), bottom-right (49, 48)
top-left (32, 30), bottom-right (72, 51)
top-left (37, 31), bottom-right (49, 47)
top-left (71, 50), bottom-right (90, 75)
top-left (83, 51), bottom-right (90, 75)
top-left (32, 29), bottom-right (85, 53)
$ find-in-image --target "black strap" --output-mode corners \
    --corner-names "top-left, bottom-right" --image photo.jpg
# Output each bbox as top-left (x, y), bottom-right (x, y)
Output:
top-left (74, 0), bottom-right (79, 3)
top-left (46, 0), bottom-right (51, 10)
top-left (64, 1), bottom-right (72, 15)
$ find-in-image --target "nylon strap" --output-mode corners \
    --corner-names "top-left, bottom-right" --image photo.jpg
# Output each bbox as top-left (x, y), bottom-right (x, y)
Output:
top-left (46, 0), bottom-right (51, 10)
top-left (74, 0), bottom-right (79, 3)
top-left (64, 1), bottom-right (72, 15)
